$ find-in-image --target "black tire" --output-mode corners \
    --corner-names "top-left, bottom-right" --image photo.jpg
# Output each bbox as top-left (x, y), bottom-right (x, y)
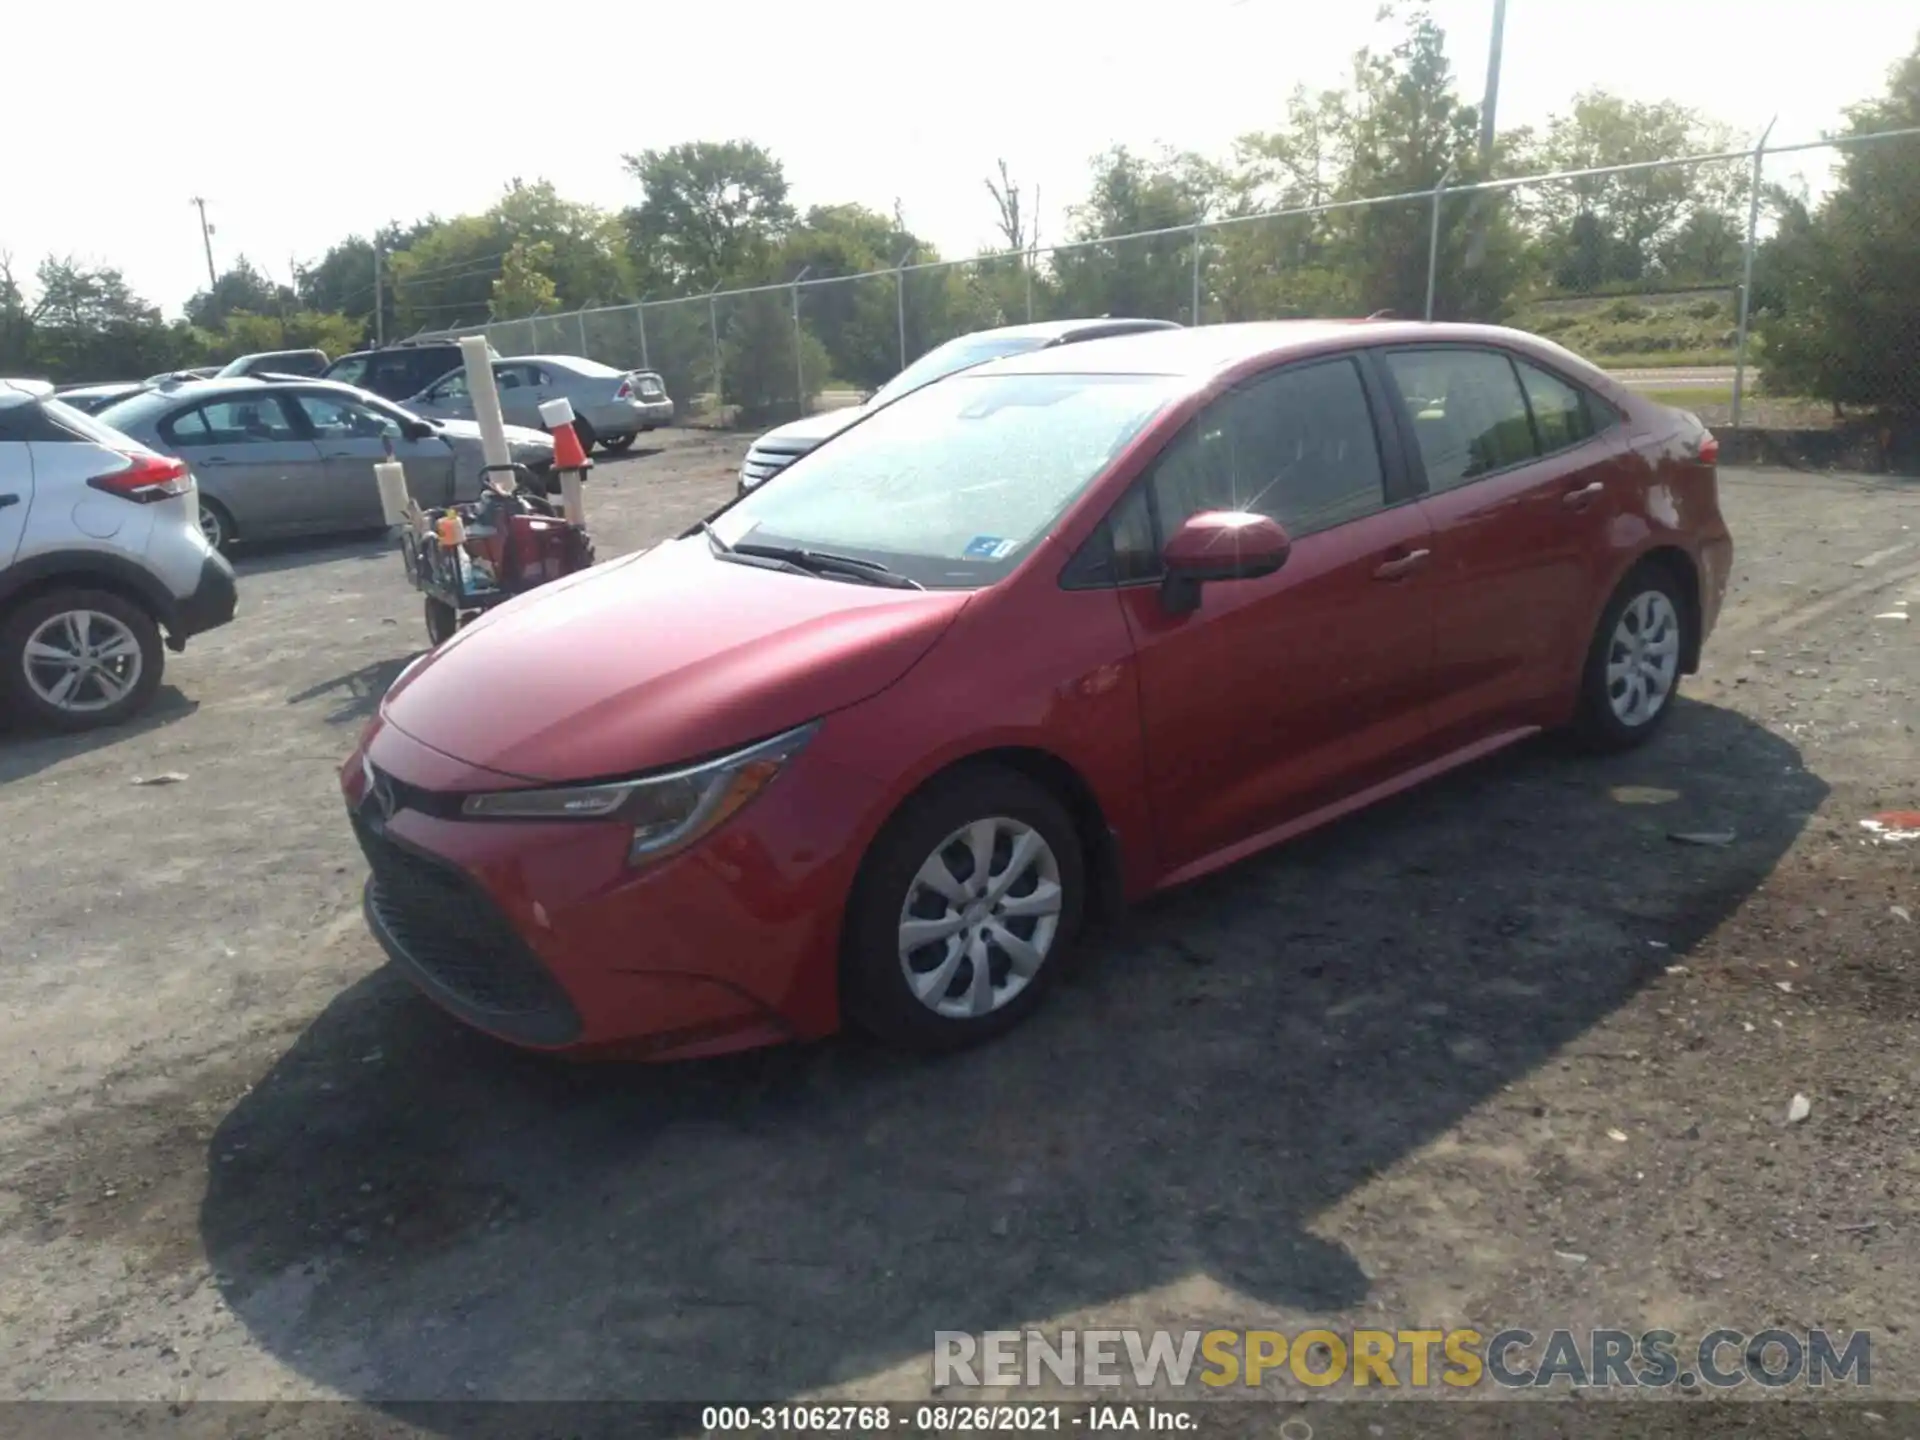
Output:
top-left (841, 765), bottom-right (1086, 1053)
top-left (0, 588), bottom-right (164, 733)
top-left (424, 597), bottom-right (459, 647)
top-left (567, 416), bottom-right (596, 452)
top-left (1572, 563), bottom-right (1690, 753)
top-left (198, 498), bottom-right (235, 553)
top-left (600, 432), bottom-right (638, 454)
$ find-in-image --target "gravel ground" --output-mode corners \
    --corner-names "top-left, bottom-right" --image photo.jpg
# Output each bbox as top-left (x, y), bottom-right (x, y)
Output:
top-left (0, 435), bottom-right (1915, 1421)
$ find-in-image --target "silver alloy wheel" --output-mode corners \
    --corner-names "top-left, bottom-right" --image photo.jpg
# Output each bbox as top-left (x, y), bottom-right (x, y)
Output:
top-left (1606, 590), bottom-right (1681, 727)
top-left (198, 502), bottom-right (225, 549)
top-left (898, 816), bottom-right (1065, 1020)
top-left (21, 609), bottom-right (144, 714)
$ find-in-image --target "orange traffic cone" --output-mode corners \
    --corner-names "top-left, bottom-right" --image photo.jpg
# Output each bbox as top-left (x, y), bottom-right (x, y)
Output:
top-left (551, 417), bottom-right (590, 471)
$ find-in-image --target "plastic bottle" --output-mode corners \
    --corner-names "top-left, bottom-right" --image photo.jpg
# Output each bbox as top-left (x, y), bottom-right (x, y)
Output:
top-left (435, 511), bottom-right (465, 548)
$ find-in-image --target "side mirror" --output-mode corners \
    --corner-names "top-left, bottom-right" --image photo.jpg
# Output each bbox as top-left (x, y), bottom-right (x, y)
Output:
top-left (400, 419), bottom-right (434, 441)
top-left (1159, 510), bottom-right (1291, 616)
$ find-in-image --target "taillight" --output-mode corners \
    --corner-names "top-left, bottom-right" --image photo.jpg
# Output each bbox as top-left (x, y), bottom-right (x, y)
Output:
top-left (615, 378), bottom-right (634, 400)
top-left (87, 452), bottom-right (193, 503)
top-left (1697, 432), bottom-right (1719, 465)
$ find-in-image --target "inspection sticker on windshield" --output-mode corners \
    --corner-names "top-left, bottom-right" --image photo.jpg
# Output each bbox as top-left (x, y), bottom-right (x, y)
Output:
top-left (963, 536), bottom-right (1018, 560)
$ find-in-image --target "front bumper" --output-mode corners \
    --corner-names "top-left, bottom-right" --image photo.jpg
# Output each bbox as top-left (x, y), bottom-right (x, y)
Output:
top-left (340, 717), bottom-right (885, 1059)
top-left (165, 550), bottom-right (238, 649)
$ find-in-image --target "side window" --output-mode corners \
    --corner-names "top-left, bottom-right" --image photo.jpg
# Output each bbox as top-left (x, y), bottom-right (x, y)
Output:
top-left (1148, 358), bottom-right (1387, 540)
top-left (1382, 349), bottom-right (1537, 492)
top-left (291, 394), bottom-right (398, 440)
top-left (1515, 359), bottom-right (1602, 453)
top-left (368, 354), bottom-right (418, 397)
top-left (325, 356), bottom-right (370, 389)
top-left (162, 398), bottom-right (298, 446)
top-left (426, 369), bottom-right (469, 402)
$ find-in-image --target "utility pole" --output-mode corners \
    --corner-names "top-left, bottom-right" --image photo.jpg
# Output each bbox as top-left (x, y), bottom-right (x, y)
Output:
top-left (189, 197), bottom-right (218, 290)
top-left (1479, 0), bottom-right (1507, 164)
top-left (372, 243), bottom-right (386, 347)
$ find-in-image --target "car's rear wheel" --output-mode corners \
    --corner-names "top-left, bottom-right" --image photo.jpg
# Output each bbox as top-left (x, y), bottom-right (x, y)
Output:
top-left (0, 588), bottom-right (164, 732)
top-left (600, 433), bottom-right (638, 454)
top-left (842, 766), bottom-right (1085, 1052)
top-left (198, 498), bottom-right (234, 553)
top-left (1573, 564), bottom-right (1689, 751)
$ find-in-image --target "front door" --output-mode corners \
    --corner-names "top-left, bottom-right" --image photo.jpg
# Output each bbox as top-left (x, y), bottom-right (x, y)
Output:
top-left (159, 396), bottom-right (325, 537)
top-left (1110, 354), bottom-right (1439, 874)
top-left (492, 363), bottom-right (546, 429)
top-left (286, 392), bottom-right (457, 528)
top-left (1372, 346), bottom-right (1631, 747)
top-left (0, 435), bottom-right (31, 564)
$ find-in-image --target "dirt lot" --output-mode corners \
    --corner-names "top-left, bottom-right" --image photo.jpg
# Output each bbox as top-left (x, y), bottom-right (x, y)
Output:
top-left (1, 434), bottom-right (1916, 1419)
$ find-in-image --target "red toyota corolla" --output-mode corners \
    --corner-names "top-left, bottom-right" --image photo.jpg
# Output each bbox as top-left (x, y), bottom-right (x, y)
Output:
top-left (341, 321), bottom-right (1731, 1061)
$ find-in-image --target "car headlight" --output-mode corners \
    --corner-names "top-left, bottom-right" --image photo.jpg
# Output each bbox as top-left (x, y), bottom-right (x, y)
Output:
top-left (459, 721), bottom-right (819, 865)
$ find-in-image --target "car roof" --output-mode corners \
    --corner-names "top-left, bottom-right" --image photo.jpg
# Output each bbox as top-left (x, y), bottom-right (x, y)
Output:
top-left (975, 319), bottom-right (1560, 377)
top-left (947, 317), bottom-right (1181, 347)
top-left (0, 378), bottom-right (55, 409)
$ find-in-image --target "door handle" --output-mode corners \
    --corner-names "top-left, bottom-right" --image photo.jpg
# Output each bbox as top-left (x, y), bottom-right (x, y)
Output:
top-left (1563, 480), bottom-right (1606, 508)
top-left (1373, 548), bottom-right (1431, 581)
top-left (200, 455), bottom-right (232, 465)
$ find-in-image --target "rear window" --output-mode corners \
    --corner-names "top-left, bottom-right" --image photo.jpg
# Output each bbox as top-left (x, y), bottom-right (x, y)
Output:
top-left (94, 389), bottom-right (180, 434)
top-left (0, 398), bottom-right (133, 444)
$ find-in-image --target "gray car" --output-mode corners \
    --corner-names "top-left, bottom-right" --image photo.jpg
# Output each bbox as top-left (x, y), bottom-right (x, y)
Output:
top-left (407, 354), bottom-right (674, 454)
top-left (95, 378), bottom-right (555, 551)
top-left (737, 317), bottom-right (1182, 494)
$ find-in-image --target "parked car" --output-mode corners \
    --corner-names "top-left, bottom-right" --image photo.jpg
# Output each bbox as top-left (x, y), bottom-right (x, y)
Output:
top-left (0, 378), bottom-right (237, 731)
top-left (323, 339), bottom-right (498, 403)
top-left (52, 381), bottom-right (151, 416)
top-left (339, 319), bottom-right (1731, 1060)
top-left (214, 349), bottom-right (330, 380)
top-left (738, 317), bottom-right (1183, 494)
top-left (97, 378), bottom-right (555, 551)
top-left (408, 355), bottom-right (673, 454)
top-left (146, 367), bottom-right (219, 384)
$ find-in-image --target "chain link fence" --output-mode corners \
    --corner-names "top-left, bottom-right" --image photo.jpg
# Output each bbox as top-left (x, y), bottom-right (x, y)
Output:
top-left (468, 129), bottom-right (1919, 437)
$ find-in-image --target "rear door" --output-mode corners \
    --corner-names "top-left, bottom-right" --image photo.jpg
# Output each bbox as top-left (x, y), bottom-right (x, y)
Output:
top-left (0, 409), bottom-right (34, 564)
top-left (160, 396), bottom-right (324, 537)
top-left (1372, 345), bottom-right (1629, 746)
top-left (493, 363), bottom-right (546, 428)
top-left (287, 391), bottom-right (458, 525)
top-left (1106, 354), bottom-right (1438, 872)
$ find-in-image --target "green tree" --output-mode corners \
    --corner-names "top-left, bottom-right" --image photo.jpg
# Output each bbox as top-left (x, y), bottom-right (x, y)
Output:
top-left (1755, 39), bottom-right (1920, 413)
top-left (1522, 90), bottom-right (1743, 292)
top-left (492, 239), bottom-right (561, 320)
top-left (719, 291), bottom-right (829, 425)
top-left (780, 203), bottom-right (923, 388)
top-left (185, 257), bottom-right (290, 331)
top-left (1051, 146), bottom-right (1221, 324)
top-left (623, 140), bottom-right (795, 293)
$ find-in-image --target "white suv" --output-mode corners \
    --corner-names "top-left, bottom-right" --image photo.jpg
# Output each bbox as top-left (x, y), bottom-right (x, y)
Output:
top-left (0, 379), bottom-right (238, 731)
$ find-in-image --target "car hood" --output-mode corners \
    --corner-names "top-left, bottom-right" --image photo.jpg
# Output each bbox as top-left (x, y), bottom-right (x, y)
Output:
top-left (380, 537), bottom-right (972, 782)
top-left (749, 405), bottom-right (866, 452)
top-left (432, 417), bottom-right (553, 452)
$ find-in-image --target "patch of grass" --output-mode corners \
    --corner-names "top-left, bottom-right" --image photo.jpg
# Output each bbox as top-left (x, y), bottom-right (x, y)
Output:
top-left (1514, 292), bottom-right (1741, 369)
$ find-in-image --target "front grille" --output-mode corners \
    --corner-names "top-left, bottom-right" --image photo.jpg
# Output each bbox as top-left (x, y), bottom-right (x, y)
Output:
top-left (741, 450), bottom-right (801, 485)
top-left (351, 811), bottom-right (581, 1044)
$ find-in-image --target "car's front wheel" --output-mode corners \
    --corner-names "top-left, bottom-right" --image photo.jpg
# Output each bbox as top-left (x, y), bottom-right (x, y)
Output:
top-left (842, 765), bottom-right (1085, 1052)
top-left (0, 588), bottom-right (164, 732)
top-left (1573, 563), bottom-right (1690, 751)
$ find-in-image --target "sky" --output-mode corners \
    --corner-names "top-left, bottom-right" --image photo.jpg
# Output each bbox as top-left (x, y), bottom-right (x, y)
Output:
top-left (4, 0), bottom-right (1914, 318)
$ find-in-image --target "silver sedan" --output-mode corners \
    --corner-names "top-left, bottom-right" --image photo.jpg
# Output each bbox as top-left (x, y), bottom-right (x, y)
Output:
top-left (406, 354), bottom-right (674, 454)
top-left (95, 378), bottom-right (555, 551)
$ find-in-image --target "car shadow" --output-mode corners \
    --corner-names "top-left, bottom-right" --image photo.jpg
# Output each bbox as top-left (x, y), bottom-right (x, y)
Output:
top-left (192, 699), bottom-right (1821, 1406)
top-left (230, 529), bottom-right (398, 578)
top-left (288, 654), bottom-right (423, 726)
top-left (0, 686), bottom-right (199, 785)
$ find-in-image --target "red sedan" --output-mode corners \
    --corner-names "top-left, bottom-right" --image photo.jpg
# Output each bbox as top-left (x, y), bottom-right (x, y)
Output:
top-left (340, 321), bottom-right (1732, 1060)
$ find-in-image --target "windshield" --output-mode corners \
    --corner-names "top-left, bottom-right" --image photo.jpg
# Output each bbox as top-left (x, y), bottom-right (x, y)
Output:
top-left (713, 370), bottom-right (1177, 589)
top-left (94, 389), bottom-right (177, 432)
top-left (866, 334), bottom-right (1050, 409)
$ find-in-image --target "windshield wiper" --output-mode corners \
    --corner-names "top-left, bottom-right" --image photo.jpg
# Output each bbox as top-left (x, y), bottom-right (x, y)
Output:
top-left (733, 542), bottom-right (924, 589)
